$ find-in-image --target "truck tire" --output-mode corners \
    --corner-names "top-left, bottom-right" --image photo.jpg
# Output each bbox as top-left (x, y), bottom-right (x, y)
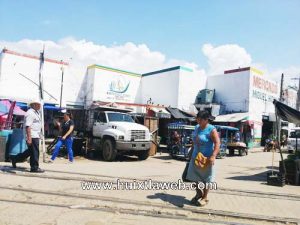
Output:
top-left (102, 139), bottom-right (117, 161)
top-left (229, 149), bottom-right (235, 156)
top-left (239, 148), bottom-right (247, 156)
top-left (137, 150), bottom-right (150, 160)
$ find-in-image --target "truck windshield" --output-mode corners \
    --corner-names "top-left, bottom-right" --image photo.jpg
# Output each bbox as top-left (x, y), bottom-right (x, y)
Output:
top-left (107, 113), bottom-right (134, 123)
top-left (289, 131), bottom-right (300, 138)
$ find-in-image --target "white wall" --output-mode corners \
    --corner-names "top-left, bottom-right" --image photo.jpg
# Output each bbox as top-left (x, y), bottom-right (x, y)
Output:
top-left (85, 65), bottom-right (142, 108)
top-left (283, 88), bottom-right (297, 109)
top-left (206, 71), bottom-right (251, 113)
top-left (178, 69), bottom-right (207, 111)
top-left (141, 69), bottom-right (180, 107)
top-left (62, 64), bottom-right (86, 106)
top-left (248, 71), bottom-right (279, 115)
top-left (84, 68), bottom-right (95, 108)
top-left (0, 50), bottom-right (85, 107)
top-left (0, 51), bottom-right (63, 104)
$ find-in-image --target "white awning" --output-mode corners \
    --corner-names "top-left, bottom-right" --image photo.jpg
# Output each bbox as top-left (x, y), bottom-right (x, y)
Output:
top-left (214, 112), bottom-right (249, 122)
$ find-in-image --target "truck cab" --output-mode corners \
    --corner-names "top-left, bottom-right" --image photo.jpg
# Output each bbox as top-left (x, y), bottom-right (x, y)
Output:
top-left (287, 128), bottom-right (300, 153)
top-left (92, 110), bottom-right (151, 161)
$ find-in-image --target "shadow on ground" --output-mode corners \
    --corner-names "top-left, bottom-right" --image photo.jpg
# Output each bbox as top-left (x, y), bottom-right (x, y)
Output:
top-left (151, 155), bottom-right (173, 161)
top-left (226, 170), bottom-right (270, 182)
top-left (147, 192), bottom-right (191, 208)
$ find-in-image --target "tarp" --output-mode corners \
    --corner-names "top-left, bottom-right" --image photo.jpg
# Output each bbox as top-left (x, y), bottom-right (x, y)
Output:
top-left (0, 100), bottom-right (26, 116)
top-left (44, 103), bottom-right (61, 110)
top-left (273, 99), bottom-right (300, 124)
top-left (214, 125), bottom-right (239, 131)
top-left (0, 104), bottom-right (7, 115)
top-left (149, 107), bottom-right (171, 118)
top-left (214, 112), bottom-right (249, 123)
top-left (166, 107), bottom-right (195, 121)
top-left (272, 99), bottom-right (298, 176)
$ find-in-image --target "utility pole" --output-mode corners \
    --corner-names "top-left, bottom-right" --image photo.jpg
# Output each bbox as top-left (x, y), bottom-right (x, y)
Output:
top-left (280, 73), bottom-right (284, 102)
top-left (38, 47), bottom-right (46, 163)
top-left (291, 76), bottom-right (300, 111)
top-left (60, 60), bottom-right (64, 109)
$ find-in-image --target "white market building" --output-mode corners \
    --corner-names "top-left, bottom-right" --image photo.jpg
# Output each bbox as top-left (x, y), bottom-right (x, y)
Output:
top-left (0, 48), bottom-right (85, 109)
top-left (0, 48), bottom-right (206, 114)
top-left (84, 64), bottom-right (206, 114)
top-left (1, 48), bottom-right (297, 147)
top-left (206, 67), bottom-right (281, 147)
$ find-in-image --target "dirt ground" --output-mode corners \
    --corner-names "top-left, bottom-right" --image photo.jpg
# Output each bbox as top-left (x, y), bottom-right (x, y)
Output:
top-left (0, 148), bottom-right (299, 225)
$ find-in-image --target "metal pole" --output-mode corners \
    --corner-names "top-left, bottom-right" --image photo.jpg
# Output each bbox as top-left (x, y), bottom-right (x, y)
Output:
top-left (60, 61), bottom-right (64, 109)
top-left (38, 48), bottom-right (46, 163)
top-left (275, 108), bottom-right (286, 175)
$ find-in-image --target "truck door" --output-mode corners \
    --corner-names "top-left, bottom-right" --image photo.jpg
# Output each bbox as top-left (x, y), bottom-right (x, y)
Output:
top-left (93, 112), bottom-right (108, 137)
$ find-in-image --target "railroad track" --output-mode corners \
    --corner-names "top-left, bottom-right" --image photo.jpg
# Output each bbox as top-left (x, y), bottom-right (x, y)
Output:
top-left (0, 179), bottom-right (300, 224)
top-left (0, 198), bottom-right (251, 225)
top-left (0, 184), bottom-right (299, 224)
top-left (1, 166), bottom-right (300, 202)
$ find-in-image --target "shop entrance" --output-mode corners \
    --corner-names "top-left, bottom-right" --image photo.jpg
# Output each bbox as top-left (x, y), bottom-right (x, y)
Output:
top-left (261, 118), bottom-right (274, 146)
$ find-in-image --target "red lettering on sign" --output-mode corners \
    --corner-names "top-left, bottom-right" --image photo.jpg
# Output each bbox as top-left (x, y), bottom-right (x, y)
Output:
top-left (253, 76), bottom-right (278, 94)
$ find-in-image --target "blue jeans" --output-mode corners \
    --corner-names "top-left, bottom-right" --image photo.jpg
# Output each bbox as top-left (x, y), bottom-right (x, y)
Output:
top-left (51, 137), bottom-right (74, 162)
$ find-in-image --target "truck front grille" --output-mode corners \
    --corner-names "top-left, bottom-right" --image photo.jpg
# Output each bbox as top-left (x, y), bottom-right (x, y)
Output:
top-left (130, 130), bottom-right (146, 140)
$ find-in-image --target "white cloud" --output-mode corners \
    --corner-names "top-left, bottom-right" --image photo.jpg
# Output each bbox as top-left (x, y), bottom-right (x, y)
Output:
top-left (0, 38), bottom-right (298, 87)
top-left (0, 38), bottom-right (200, 75)
top-left (202, 43), bottom-right (252, 75)
top-left (0, 38), bottom-right (207, 104)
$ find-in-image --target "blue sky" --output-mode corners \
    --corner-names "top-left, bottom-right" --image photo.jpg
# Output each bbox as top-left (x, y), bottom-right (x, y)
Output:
top-left (0, 0), bottom-right (299, 71)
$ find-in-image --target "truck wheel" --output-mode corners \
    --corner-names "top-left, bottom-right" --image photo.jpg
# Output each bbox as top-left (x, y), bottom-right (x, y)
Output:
top-left (239, 148), bottom-right (247, 156)
top-left (229, 149), bottom-right (234, 156)
top-left (102, 139), bottom-right (117, 161)
top-left (137, 150), bottom-right (150, 160)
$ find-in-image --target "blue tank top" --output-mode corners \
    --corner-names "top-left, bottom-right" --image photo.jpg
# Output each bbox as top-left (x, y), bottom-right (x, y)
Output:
top-left (192, 124), bottom-right (215, 158)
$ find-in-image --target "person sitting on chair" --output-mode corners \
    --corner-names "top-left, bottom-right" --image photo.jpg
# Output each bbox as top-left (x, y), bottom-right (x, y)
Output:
top-left (172, 131), bottom-right (181, 145)
top-left (234, 131), bottom-right (241, 142)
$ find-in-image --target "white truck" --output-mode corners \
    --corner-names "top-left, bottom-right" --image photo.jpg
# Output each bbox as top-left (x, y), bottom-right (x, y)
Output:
top-left (287, 128), bottom-right (300, 153)
top-left (85, 109), bottom-right (151, 161)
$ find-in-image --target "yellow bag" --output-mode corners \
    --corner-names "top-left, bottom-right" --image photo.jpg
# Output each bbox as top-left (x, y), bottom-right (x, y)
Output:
top-left (194, 152), bottom-right (208, 169)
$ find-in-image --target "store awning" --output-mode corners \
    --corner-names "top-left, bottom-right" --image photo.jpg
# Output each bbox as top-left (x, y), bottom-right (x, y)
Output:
top-left (16, 102), bottom-right (28, 108)
top-left (0, 100), bottom-right (26, 116)
top-left (166, 107), bottom-right (195, 121)
top-left (273, 99), bottom-right (300, 124)
top-left (149, 107), bottom-right (171, 118)
top-left (214, 112), bottom-right (249, 123)
top-left (44, 103), bottom-right (62, 110)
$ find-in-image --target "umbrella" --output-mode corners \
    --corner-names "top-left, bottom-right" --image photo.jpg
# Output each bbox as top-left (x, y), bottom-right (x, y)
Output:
top-left (0, 100), bottom-right (26, 116)
top-left (0, 103), bottom-right (7, 115)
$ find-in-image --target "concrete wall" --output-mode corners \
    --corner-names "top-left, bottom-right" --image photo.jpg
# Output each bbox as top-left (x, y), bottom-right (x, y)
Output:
top-left (85, 65), bottom-right (142, 108)
top-left (283, 87), bottom-right (297, 109)
top-left (0, 50), bottom-right (85, 107)
top-left (248, 71), bottom-right (279, 115)
top-left (84, 68), bottom-right (95, 108)
top-left (206, 71), bottom-right (251, 113)
top-left (0, 50), bottom-right (64, 104)
top-left (178, 69), bottom-right (207, 111)
top-left (141, 69), bottom-right (180, 107)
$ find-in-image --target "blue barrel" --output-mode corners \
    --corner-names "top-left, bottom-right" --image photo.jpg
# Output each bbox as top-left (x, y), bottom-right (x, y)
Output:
top-left (8, 129), bottom-right (27, 156)
top-left (0, 129), bottom-right (13, 161)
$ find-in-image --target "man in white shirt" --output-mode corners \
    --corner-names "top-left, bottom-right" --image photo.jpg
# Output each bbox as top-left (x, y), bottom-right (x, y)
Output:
top-left (11, 100), bottom-right (44, 173)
